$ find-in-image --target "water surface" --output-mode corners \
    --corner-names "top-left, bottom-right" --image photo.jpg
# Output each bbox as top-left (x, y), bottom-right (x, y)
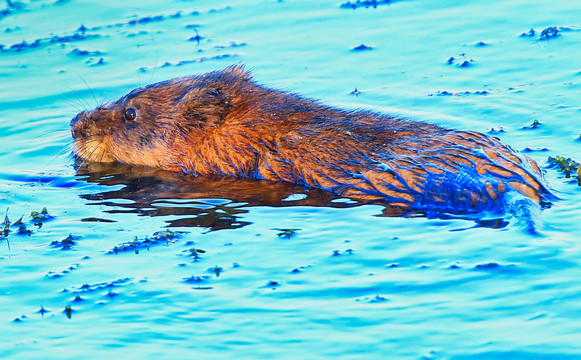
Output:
top-left (1, 0), bottom-right (581, 359)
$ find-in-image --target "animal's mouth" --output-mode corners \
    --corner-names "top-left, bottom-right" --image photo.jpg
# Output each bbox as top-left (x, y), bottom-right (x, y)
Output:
top-left (71, 135), bottom-right (117, 163)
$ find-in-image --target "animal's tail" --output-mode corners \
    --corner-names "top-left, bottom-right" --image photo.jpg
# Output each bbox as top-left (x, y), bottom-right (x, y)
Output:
top-left (503, 190), bottom-right (544, 235)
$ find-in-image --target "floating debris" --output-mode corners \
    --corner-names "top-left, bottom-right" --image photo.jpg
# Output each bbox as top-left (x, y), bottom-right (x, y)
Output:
top-left (46, 264), bottom-right (81, 278)
top-left (159, 54), bottom-right (239, 68)
top-left (64, 278), bottom-right (132, 294)
top-left (521, 119), bottom-right (541, 129)
top-left (68, 48), bottom-right (104, 57)
top-left (522, 147), bottom-right (549, 153)
top-left (12, 217), bottom-right (31, 235)
top-left (188, 29), bottom-right (203, 45)
top-left (86, 57), bottom-right (106, 67)
top-left (471, 262), bottom-right (521, 274)
top-left (106, 290), bottom-right (118, 299)
top-left (38, 306), bottom-right (48, 316)
top-left (214, 42), bottom-right (246, 49)
top-left (429, 90), bottom-right (488, 96)
top-left (187, 247), bottom-right (206, 261)
top-left (183, 275), bottom-right (211, 283)
top-left (77, 24), bottom-right (88, 34)
top-left (127, 15), bottom-right (163, 25)
top-left (273, 228), bottom-right (299, 239)
top-left (539, 26), bottom-right (560, 40)
top-left (50, 234), bottom-right (80, 250)
top-left (0, 0), bottom-right (25, 22)
top-left (109, 229), bottom-right (182, 254)
top-left (445, 56), bottom-right (475, 68)
top-left (332, 249), bottom-right (355, 256)
top-left (64, 305), bottom-right (72, 319)
top-left (520, 28), bottom-right (536, 37)
top-left (31, 207), bottom-right (54, 228)
top-left (209, 265), bottom-right (223, 277)
top-left (0, 32), bottom-right (100, 53)
top-left (369, 295), bottom-right (388, 303)
top-left (340, 0), bottom-right (392, 9)
top-left (548, 155), bottom-right (580, 184)
top-left (0, 9), bottom-right (201, 54)
top-left (266, 280), bottom-right (280, 289)
top-left (2, 208), bottom-right (10, 238)
top-left (152, 229), bottom-right (180, 240)
top-left (488, 127), bottom-right (505, 134)
top-left (520, 26), bottom-right (563, 41)
top-left (474, 262), bottom-right (500, 270)
top-left (355, 295), bottom-right (388, 303)
top-left (352, 44), bottom-right (373, 51)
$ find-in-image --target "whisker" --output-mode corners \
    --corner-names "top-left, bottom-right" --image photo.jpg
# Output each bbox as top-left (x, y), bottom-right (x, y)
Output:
top-left (77, 143), bottom-right (99, 167)
top-left (32, 130), bottom-right (69, 141)
top-left (44, 144), bottom-right (73, 169)
top-left (58, 143), bottom-right (73, 157)
top-left (69, 135), bottom-right (102, 166)
top-left (58, 99), bottom-right (84, 114)
top-left (40, 127), bottom-right (84, 171)
top-left (87, 139), bottom-right (104, 160)
top-left (76, 74), bottom-right (100, 109)
top-left (148, 50), bottom-right (158, 87)
top-left (98, 139), bottom-right (108, 163)
top-left (134, 62), bottom-right (142, 88)
top-left (64, 84), bottom-right (92, 112)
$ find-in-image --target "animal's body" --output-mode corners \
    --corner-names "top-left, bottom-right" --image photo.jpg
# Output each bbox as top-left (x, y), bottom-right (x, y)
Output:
top-left (71, 66), bottom-right (553, 214)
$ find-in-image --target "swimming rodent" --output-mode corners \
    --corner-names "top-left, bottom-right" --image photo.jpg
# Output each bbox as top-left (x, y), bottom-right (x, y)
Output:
top-left (71, 65), bottom-right (554, 214)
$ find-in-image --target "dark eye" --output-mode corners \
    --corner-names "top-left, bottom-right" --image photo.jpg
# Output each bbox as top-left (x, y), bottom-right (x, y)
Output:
top-left (124, 108), bottom-right (137, 121)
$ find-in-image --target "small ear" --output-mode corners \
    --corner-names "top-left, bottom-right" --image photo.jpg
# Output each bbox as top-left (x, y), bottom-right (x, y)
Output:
top-left (180, 86), bottom-right (233, 128)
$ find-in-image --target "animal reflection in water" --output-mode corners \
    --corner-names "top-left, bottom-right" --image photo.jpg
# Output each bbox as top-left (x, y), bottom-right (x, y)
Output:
top-left (75, 162), bottom-right (511, 231)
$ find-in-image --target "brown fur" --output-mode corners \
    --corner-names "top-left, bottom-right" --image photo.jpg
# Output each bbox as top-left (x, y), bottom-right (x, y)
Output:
top-left (71, 66), bottom-right (552, 212)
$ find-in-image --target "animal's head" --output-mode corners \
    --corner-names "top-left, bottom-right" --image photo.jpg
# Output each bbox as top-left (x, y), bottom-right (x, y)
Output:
top-left (70, 65), bottom-right (251, 169)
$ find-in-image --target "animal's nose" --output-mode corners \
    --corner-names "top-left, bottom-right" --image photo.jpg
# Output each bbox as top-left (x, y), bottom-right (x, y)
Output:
top-left (70, 112), bottom-right (83, 128)
top-left (70, 112), bottom-right (86, 139)
top-left (71, 113), bottom-right (82, 127)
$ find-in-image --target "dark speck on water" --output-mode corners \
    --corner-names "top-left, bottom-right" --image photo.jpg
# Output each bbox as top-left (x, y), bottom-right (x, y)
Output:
top-left (340, 0), bottom-right (393, 9)
top-left (352, 44), bottom-right (373, 51)
top-left (474, 262), bottom-right (500, 270)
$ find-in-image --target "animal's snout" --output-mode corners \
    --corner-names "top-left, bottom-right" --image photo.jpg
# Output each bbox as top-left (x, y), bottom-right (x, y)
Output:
top-left (70, 112), bottom-right (87, 139)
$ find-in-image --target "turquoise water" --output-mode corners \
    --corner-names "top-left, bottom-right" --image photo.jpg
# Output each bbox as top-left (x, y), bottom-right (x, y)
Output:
top-left (1, 0), bottom-right (581, 358)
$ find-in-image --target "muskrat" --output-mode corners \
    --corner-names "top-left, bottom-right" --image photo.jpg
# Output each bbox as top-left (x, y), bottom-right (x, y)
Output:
top-left (71, 65), bottom-right (553, 214)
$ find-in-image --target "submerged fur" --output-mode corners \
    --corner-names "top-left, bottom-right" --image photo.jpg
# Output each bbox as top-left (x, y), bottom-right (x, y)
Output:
top-left (71, 66), bottom-right (553, 213)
